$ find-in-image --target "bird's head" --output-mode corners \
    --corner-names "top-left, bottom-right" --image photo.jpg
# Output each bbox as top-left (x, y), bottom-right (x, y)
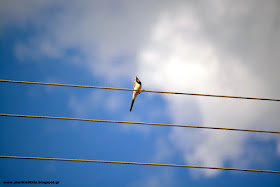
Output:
top-left (135, 76), bottom-right (141, 84)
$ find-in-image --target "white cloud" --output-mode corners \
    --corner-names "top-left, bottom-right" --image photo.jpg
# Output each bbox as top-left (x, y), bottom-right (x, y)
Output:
top-left (137, 1), bottom-right (280, 177)
top-left (1, 0), bottom-right (280, 179)
top-left (4, 0), bottom-right (167, 83)
top-left (0, 0), bottom-right (57, 27)
top-left (152, 138), bottom-right (175, 163)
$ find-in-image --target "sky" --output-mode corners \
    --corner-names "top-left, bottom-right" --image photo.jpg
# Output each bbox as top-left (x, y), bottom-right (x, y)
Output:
top-left (0, 0), bottom-right (280, 186)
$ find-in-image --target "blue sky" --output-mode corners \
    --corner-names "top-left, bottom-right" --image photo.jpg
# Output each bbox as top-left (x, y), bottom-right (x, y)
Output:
top-left (1, 0), bottom-right (280, 186)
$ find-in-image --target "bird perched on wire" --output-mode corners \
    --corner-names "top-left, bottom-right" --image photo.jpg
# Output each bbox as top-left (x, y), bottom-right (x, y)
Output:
top-left (130, 76), bottom-right (142, 112)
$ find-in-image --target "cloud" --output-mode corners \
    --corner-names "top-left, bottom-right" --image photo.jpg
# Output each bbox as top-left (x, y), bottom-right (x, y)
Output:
top-left (0, 0), bottom-right (58, 28)
top-left (2, 0), bottom-right (280, 179)
top-left (3, 0), bottom-right (168, 83)
top-left (137, 0), bottom-right (280, 177)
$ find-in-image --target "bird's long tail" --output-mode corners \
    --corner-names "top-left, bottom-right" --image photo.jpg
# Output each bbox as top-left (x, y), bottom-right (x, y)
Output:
top-left (130, 99), bottom-right (135, 112)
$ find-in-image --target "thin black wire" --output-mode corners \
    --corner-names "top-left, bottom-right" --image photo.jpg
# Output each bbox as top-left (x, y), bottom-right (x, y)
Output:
top-left (1, 155), bottom-right (280, 173)
top-left (1, 79), bottom-right (279, 101)
top-left (1, 113), bottom-right (280, 134)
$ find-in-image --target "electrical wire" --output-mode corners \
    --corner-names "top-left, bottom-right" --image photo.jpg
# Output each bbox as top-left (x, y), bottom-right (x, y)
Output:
top-left (0, 155), bottom-right (279, 173)
top-left (1, 113), bottom-right (279, 134)
top-left (1, 79), bottom-right (279, 101)
top-left (1, 80), bottom-right (279, 175)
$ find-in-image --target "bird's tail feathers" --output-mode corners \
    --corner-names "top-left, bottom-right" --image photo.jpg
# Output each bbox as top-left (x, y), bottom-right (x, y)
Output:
top-left (130, 99), bottom-right (135, 112)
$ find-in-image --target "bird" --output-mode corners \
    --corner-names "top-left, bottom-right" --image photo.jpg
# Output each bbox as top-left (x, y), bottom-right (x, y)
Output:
top-left (130, 76), bottom-right (141, 112)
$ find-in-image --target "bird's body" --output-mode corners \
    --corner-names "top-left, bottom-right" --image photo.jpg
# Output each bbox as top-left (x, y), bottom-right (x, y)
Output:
top-left (130, 76), bottom-right (141, 112)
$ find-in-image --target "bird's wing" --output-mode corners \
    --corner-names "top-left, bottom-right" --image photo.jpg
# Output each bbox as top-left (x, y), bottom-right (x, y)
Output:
top-left (132, 81), bottom-right (136, 90)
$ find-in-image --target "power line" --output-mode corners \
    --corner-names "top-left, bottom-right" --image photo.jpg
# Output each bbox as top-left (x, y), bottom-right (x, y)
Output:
top-left (0, 155), bottom-right (279, 174)
top-left (1, 113), bottom-right (279, 134)
top-left (1, 79), bottom-right (279, 101)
